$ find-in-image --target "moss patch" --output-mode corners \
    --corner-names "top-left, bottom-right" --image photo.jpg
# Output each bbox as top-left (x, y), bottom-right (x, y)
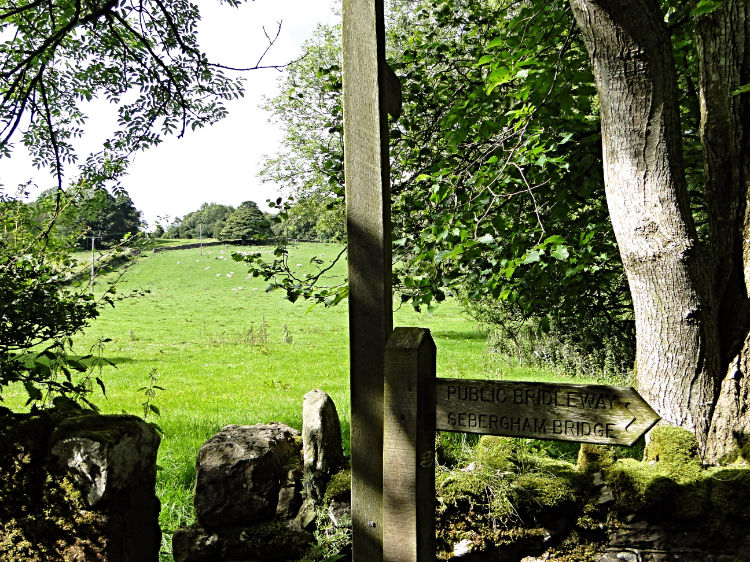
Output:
top-left (323, 468), bottom-right (351, 506)
top-left (608, 427), bottom-right (703, 519)
top-left (435, 436), bottom-right (594, 558)
top-left (577, 443), bottom-right (616, 473)
top-left (643, 425), bottom-right (700, 466)
top-left (434, 428), bottom-right (750, 559)
top-left (238, 518), bottom-right (293, 550)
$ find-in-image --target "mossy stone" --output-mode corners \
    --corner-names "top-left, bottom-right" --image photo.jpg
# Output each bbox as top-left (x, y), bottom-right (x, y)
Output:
top-left (577, 443), bottom-right (616, 473)
top-left (512, 472), bottom-right (578, 510)
top-left (643, 425), bottom-right (700, 467)
top-left (323, 468), bottom-right (351, 506)
top-left (475, 435), bottom-right (516, 471)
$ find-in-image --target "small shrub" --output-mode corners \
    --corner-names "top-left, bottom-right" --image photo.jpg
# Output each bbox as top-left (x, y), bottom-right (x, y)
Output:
top-left (483, 319), bottom-right (634, 384)
top-left (461, 294), bottom-right (635, 383)
top-left (201, 316), bottom-right (271, 353)
top-left (137, 367), bottom-right (165, 435)
top-left (261, 379), bottom-right (291, 392)
top-left (307, 507), bottom-right (351, 561)
top-left (254, 316), bottom-right (270, 353)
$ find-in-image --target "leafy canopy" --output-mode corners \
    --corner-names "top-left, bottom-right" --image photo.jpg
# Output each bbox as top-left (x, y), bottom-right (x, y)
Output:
top-left (0, 0), bottom-right (274, 191)
top-left (245, 0), bottom-right (706, 375)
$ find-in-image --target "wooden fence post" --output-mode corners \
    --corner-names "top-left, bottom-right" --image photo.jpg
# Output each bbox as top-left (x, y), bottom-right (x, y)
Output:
top-left (384, 328), bottom-right (437, 562)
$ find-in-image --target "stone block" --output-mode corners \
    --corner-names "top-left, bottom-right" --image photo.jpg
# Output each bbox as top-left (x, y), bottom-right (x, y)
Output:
top-left (172, 520), bottom-right (313, 562)
top-left (48, 414), bottom-right (162, 562)
top-left (0, 411), bottom-right (161, 562)
top-left (194, 422), bottom-right (302, 526)
top-left (302, 389), bottom-right (343, 499)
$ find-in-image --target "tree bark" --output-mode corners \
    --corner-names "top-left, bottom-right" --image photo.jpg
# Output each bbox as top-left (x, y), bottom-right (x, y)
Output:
top-left (569, 0), bottom-right (720, 454)
top-left (699, 2), bottom-right (750, 463)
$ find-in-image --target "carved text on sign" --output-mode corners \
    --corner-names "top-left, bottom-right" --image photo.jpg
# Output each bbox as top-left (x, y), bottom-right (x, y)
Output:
top-left (432, 379), bottom-right (660, 446)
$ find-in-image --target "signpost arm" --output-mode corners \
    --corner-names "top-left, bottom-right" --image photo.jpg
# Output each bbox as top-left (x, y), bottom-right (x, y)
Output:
top-left (342, 0), bottom-right (395, 559)
top-left (384, 328), bottom-right (437, 562)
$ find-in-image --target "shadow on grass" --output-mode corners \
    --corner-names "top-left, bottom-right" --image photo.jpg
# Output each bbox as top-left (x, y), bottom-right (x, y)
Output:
top-left (71, 355), bottom-right (139, 366)
top-left (432, 330), bottom-right (486, 341)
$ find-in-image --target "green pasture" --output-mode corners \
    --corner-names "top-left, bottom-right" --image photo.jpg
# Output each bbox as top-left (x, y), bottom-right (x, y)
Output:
top-left (4, 241), bottom-right (590, 560)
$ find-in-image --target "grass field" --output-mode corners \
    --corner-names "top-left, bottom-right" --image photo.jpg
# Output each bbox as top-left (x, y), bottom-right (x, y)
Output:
top-left (4, 241), bottom-right (599, 561)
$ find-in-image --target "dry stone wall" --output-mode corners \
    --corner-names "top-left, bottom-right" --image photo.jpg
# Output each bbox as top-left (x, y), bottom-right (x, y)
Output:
top-left (173, 389), bottom-right (349, 562)
top-left (0, 408), bottom-right (161, 562)
top-left (436, 427), bottom-right (750, 562)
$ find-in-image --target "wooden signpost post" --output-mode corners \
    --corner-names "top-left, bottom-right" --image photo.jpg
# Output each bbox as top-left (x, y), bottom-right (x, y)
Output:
top-left (341, 0), bottom-right (402, 560)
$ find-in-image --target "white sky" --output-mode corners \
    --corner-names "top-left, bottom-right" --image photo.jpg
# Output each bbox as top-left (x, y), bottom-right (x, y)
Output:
top-left (0, 0), bottom-right (340, 229)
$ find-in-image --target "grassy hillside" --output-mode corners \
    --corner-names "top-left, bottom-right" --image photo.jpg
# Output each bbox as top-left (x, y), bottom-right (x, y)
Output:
top-left (4, 241), bottom-right (587, 560)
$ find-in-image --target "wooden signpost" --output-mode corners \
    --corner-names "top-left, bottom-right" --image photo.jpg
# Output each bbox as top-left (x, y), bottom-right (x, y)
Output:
top-left (382, 328), bottom-right (659, 562)
top-left (433, 378), bottom-right (659, 446)
top-left (341, 2), bottom-right (659, 561)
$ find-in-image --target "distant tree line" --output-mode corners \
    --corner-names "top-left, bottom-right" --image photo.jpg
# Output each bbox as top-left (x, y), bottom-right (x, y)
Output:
top-left (161, 201), bottom-right (273, 241)
top-left (34, 186), bottom-right (142, 249)
top-left (160, 198), bottom-right (345, 243)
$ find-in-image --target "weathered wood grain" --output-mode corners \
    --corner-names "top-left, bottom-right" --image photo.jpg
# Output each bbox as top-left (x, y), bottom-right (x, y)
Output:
top-left (433, 378), bottom-right (660, 446)
top-left (342, 0), bottom-right (393, 559)
top-left (383, 328), bottom-right (437, 562)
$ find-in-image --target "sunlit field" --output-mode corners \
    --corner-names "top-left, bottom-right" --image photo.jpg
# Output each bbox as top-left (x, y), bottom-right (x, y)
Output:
top-left (4, 241), bottom-right (590, 560)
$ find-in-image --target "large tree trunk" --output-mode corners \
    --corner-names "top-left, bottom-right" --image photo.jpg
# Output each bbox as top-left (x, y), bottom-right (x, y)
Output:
top-left (700, 2), bottom-right (750, 463)
top-left (568, 0), bottom-right (721, 454)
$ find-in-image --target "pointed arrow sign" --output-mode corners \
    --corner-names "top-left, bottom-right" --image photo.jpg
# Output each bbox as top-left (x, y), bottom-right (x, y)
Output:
top-left (431, 378), bottom-right (660, 446)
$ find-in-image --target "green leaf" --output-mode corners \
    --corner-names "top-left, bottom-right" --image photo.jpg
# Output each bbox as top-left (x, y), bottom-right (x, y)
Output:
top-left (522, 250), bottom-right (541, 264)
top-left (445, 245), bottom-right (464, 259)
top-left (692, 0), bottom-right (729, 16)
top-left (33, 361), bottom-right (52, 378)
top-left (67, 359), bottom-right (88, 372)
top-left (551, 246), bottom-right (570, 261)
top-left (24, 381), bottom-right (43, 402)
top-left (148, 422), bottom-right (165, 436)
top-left (544, 235), bottom-right (566, 245)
